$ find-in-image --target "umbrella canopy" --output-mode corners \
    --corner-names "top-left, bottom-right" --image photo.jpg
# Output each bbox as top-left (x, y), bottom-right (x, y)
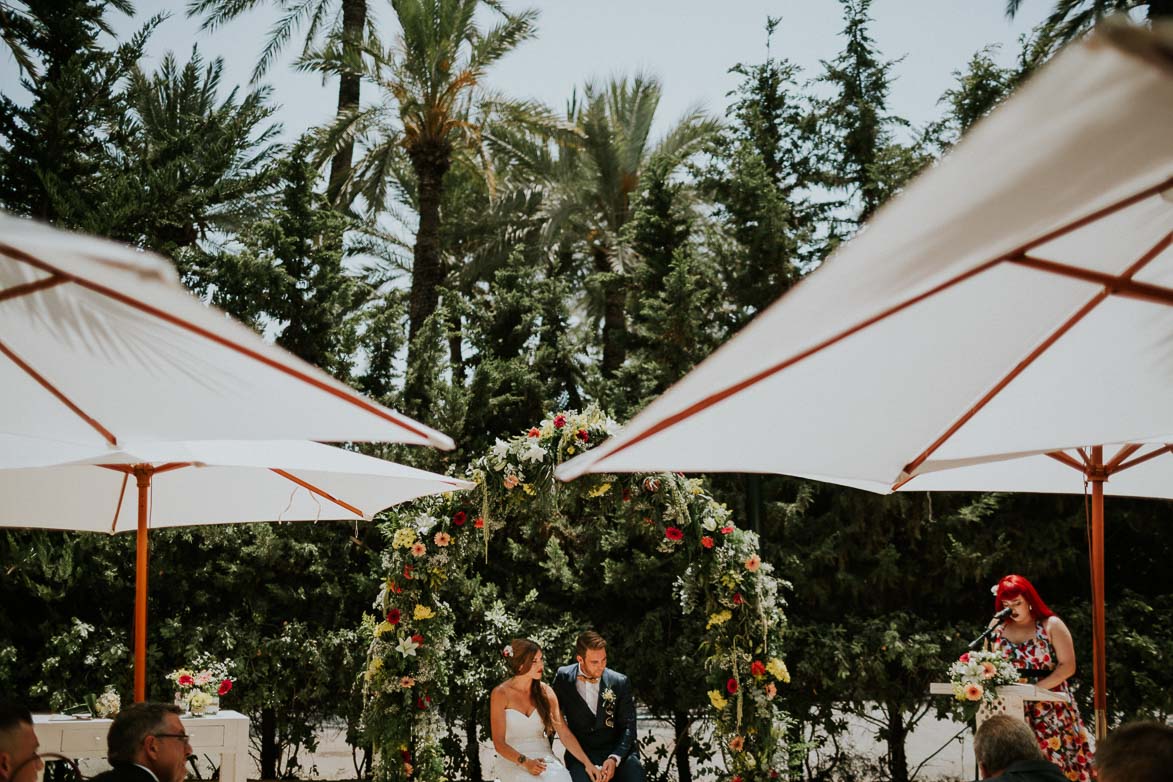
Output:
top-left (0, 214), bottom-right (453, 450)
top-left (0, 440), bottom-right (474, 699)
top-left (557, 23), bottom-right (1173, 736)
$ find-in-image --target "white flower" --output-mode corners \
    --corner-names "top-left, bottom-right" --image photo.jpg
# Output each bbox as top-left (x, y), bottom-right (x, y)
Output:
top-left (491, 439), bottom-right (511, 462)
top-left (702, 516), bottom-right (717, 532)
top-left (396, 636), bottom-right (421, 657)
top-left (520, 442), bottom-right (546, 463)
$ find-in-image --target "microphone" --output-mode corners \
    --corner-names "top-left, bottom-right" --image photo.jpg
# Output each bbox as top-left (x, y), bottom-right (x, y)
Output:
top-left (993, 607), bottom-right (1013, 621)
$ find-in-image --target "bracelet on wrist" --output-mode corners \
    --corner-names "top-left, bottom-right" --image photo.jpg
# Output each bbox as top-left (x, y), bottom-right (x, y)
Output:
top-left (516, 754), bottom-right (527, 765)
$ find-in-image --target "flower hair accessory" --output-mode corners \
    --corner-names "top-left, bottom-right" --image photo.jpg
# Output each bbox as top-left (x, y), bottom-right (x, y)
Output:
top-left (502, 645), bottom-right (514, 658)
top-left (990, 583), bottom-right (1000, 596)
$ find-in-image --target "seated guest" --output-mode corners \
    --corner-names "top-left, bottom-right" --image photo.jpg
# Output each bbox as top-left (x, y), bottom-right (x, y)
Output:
top-left (0, 702), bottom-right (42, 782)
top-left (1095, 721), bottom-right (1173, 782)
top-left (974, 715), bottom-right (1066, 781)
top-left (90, 703), bottom-right (191, 782)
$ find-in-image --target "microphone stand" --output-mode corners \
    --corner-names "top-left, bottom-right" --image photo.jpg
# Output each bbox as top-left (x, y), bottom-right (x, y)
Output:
top-left (966, 621), bottom-right (1003, 651)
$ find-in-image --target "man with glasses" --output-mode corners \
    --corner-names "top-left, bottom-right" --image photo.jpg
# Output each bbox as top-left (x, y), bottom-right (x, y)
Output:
top-left (0, 702), bottom-right (43, 782)
top-left (91, 703), bottom-right (191, 782)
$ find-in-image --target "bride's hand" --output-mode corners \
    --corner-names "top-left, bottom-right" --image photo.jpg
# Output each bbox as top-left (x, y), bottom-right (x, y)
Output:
top-left (586, 764), bottom-right (602, 782)
top-left (523, 758), bottom-right (546, 776)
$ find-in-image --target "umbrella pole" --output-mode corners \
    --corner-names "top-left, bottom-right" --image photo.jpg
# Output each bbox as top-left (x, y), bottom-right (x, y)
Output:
top-left (1089, 447), bottom-right (1107, 740)
top-left (134, 467), bottom-right (152, 702)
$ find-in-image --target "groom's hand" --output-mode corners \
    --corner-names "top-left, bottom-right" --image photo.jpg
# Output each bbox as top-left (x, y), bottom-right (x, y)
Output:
top-left (600, 757), bottom-right (617, 782)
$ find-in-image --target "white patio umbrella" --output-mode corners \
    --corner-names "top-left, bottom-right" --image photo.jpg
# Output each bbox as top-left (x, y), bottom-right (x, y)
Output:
top-left (0, 439), bottom-right (475, 699)
top-left (0, 213), bottom-right (453, 450)
top-left (557, 22), bottom-right (1173, 736)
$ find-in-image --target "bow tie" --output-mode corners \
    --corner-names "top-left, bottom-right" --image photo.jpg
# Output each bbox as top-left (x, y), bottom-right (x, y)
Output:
top-left (577, 674), bottom-right (600, 683)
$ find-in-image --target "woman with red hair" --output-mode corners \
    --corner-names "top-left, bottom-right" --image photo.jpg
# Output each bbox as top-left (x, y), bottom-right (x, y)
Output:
top-left (990, 574), bottom-right (1094, 779)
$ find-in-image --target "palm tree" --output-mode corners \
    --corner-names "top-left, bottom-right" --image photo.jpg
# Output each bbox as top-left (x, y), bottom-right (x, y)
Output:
top-left (1007, 0), bottom-right (1172, 62)
top-left (304, 0), bottom-right (538, 414)
top-left (187, 0), bottom-right (371, 203)
top-left (545, 75), bottom-right (718, 377)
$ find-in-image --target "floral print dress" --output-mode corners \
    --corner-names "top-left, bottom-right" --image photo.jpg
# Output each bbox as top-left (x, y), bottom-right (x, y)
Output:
top-left (992, 620), bottom-right (1095, 780)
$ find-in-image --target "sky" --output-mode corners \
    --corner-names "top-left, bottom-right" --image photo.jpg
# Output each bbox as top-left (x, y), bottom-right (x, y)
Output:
top-left (0, 0), bottom-right (1051, 144)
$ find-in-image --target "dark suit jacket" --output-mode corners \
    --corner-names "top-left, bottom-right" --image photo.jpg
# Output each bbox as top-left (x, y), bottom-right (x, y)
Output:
top-left (996, 759), bottom-right (1068, 781)
top-left (89, 764), bottom-right (160, 782)
top-left (553, 663), bottom-right (637, 766)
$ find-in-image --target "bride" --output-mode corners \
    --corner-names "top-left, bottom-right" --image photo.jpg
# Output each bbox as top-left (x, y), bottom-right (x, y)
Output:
top-left (491, 639), bottom-right (600, 782)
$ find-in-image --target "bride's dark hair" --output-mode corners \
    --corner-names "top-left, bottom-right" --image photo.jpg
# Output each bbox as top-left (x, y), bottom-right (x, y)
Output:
top-left (506, 638), bottom-right (555, 738)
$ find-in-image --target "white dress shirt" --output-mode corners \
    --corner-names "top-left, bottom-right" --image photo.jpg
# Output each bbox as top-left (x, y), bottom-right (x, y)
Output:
top-left (575, 673), bottom-right (600, 715)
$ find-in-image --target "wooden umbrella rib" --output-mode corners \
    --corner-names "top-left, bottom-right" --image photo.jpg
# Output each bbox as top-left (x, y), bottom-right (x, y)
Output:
top-left (1046, 451), bottom-right (1086, 472)
top-left (901, 291), bottom-right (1109, 477)
top-left (0, 274), bottom-right (68, 303)
top-left (1104, 444), bottom-right (1143, 472)
top-left (1113, 444), bottom-right (1172, 474)
top-left (0, 337), bottom-right (118, 446)
top-left (1012, 247), bottom-right (1173, 307)
top-left (271, 469), bottom-right (364, 517)
top-left (1, 243), bottom-right (436, 445)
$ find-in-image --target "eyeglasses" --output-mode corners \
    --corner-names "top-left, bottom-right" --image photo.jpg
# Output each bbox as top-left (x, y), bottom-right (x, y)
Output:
top-left (152, 733), bottom-right (191, 743)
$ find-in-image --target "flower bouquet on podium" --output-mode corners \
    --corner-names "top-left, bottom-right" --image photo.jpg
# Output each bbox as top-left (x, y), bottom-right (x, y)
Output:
top-left (167, 654), bottom-right (235, 715)
top-left (947, 650), bottom-right (1019, 706)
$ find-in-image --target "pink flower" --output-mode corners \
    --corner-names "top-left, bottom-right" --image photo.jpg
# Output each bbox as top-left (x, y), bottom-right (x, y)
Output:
top-left (981, 662), bottom-right (997, 679)
top-left (765, 682), bottom-right (777, 699)
top-left (434, 531), bottom-right (451, 547)
top-left (701, 536), bottom-right (715, 549)
top-left (964, 683), bottom-right (984, 701)
top-left (218, 679), bottom-right (232, 696)
top-left (959, 653), bottom-right (970, 664)
top-left (528, 427), bottom-right (541, 438)
top-left (410, 541), bottom-right (427, 557)
top-left (553, 414), bottom-right (567, 428)
top-left (452, 511), bottom-right (467, 526)
top-left (728, 736), bottom-right (744, 752)
top-left (665, 527), bottom-right (684, 541)
top-left (504, 474), bottom-right (520, 489)
top-left (744, 554), bottom-right (762, 572)
top-left (720, 525), bottom-right (734, 535)
top-left (726, 677), bottom-right (738, 694)
top-left (400, 676), bottom-right (415, 688)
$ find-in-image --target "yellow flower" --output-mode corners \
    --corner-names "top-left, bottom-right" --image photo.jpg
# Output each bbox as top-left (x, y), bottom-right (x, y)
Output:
top-left (392, 528), bottom-right (417, 549)
top-left (375, 620), bottom-right (395, 637)
top-left (522, 483), bottom-right (536, 495)
top-left (567, 446), bottom-right (576, 454)
top-left (413, 604), bottom-right (436, 621)
top-left (706, 610), bottom-right (732, 629)
top-left (687, 478), bottom-right (704, 495)
top-left (767, 658), bottom-right (790, 683)
top-left (707, 690), bottom-right (728, 710)
top-left (1065, 773), bottom-right (1078, 781)
top-left (588, 482), bottom-right (612, 498)
top-left (1048, 736), bottom-right (1062, 751)
top-left (364, 657), bottom-right (383, 682)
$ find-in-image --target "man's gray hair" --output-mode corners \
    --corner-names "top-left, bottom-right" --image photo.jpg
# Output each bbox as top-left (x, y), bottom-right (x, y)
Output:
top-left (973, 715), bottom-right (1043, 774)
top-left (106, 703), bottom-right (182, 764)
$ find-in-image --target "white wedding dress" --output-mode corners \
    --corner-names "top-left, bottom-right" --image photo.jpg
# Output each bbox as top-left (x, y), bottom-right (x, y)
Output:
top-left (496, 709), bottom-right (571, 782)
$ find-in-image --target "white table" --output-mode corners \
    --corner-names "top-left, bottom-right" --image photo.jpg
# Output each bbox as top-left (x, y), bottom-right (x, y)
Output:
top-left (34, 710), bottom-right (251, 782)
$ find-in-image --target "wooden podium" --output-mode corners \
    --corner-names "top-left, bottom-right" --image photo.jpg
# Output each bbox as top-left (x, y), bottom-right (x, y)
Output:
top-left (930, 683), bottom-right (1070, 726)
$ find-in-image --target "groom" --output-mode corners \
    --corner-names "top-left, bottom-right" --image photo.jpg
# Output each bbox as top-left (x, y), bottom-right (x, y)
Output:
top-left (553, 631), bottom-right (644, 782)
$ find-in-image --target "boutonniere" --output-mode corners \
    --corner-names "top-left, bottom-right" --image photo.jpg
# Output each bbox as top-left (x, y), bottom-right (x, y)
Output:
top-left (601, 687), bottom-right (616, 727)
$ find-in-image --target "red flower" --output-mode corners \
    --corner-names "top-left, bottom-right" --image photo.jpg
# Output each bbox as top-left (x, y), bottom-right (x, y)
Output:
top-left (403, 564), bottom-right (413, 580)
top-left (701, 536), bottom-right (715, 549)
top-left (576, 429), bottom-right (589, 442)
top-left (416, 697), bottom-right (430, 710)
top-left (400, 749), bottom-right (412, 762)
top-left (178, 674), bottom-right (194, 687)
top-left (553, 414), bottom-right (567, 428)
top-left (475, 517), bottom-right (485, 529)
top-left (218, 679), bottom-right (233, 696)
top-left (732, 776), bottom-right (742, 782)
top-left (665, 527), bottom-right (684, 541)
top-left (412, 634), bottom-right (424, 645)
top-left (528, 427), bottom-right (541, 438)
top-left (387, 608), bottom-right (401, 625)
top-left (720, 525), bottom-right (734, 535)
top-left (622, 489), bottom-right (631, 502)
top-left (452, 511), bottom-right (467, 526)
top-left (732, 593), bottom-right (744, 606)
top-left (726, 678), bottom-right (739, 694)
top-left (750, 660), bottom-right (766, 678)
top-left (958, 652), bottom-right (970, 663)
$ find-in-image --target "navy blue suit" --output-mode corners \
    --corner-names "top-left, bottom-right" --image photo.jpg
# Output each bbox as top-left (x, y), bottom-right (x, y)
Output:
top-left (552, 664), bottom-right (644, 782)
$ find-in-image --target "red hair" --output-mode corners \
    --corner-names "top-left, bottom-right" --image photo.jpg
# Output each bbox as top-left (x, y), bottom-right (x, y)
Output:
top-left (994, 574), bottom-right (1055, 620)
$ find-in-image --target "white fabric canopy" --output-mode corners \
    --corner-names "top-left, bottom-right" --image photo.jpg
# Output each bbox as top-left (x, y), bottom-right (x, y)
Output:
top-left (0, 439), bottom-right (475, 532)
top-left (556, 24), bottom-right (1173, 491)
top-left (0, 214), bottom-right (453, 450)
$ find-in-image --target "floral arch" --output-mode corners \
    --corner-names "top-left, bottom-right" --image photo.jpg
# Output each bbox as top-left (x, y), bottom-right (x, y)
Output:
top-left (360, 408), bottom-right (790, 782)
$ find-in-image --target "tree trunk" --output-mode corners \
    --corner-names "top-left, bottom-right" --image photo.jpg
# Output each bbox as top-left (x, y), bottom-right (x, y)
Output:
top-left (673, 710), bottom-right (692, 782)
top-left (260, 707), bottom-right (278, 779)
top-left (466, 707), bottom-right (482, 781)
top-left (404, 141), bottom-right (452, 414)
top-left (447, 305), bottom-right (465, 387)
top-left (593, 247), bottom-right (627, 377)
top-left (326, 0), bottom-right (366, 205)
top-left (885, 702), bottom-right (909, 782)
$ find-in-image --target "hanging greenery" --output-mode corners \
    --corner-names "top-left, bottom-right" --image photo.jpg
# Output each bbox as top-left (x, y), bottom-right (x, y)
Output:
top-left (361, 408), bottom-right (791, 782)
